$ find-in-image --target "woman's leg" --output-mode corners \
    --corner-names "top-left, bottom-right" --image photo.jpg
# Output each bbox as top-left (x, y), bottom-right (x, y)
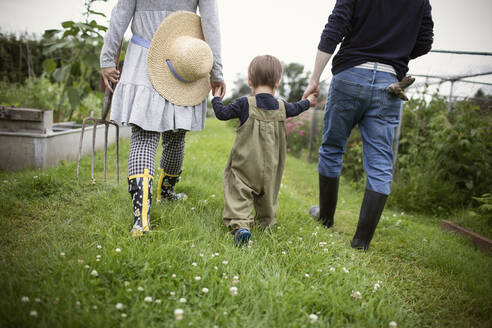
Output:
top-left (156, 129), bottom-right (187, 202)
top-left (128, 125), bottom-right (160, 236)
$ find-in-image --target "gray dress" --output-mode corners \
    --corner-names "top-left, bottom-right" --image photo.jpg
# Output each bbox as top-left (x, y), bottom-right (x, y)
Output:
top-left (100, 0), bottom-right (223, 132)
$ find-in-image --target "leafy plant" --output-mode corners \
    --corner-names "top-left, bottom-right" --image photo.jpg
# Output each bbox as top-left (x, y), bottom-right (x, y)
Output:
top-left (41, 0), bottom-right (109, 121)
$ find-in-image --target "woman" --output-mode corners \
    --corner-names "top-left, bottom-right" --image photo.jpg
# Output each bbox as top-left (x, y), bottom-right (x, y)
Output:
top-left (100, 0), bottom-right (225, 236)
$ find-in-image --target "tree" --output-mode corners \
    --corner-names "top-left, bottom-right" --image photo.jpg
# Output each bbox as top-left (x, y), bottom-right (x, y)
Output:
top-left (278, 62), bottom-right (310, 103)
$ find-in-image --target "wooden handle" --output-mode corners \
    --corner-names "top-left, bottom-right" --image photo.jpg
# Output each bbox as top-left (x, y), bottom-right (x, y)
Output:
top-left (101, 42), bottom-right (123, 120)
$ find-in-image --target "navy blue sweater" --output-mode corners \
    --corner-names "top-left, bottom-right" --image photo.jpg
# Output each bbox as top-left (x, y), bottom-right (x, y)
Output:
top-left (318, 0), bottom-right (434, 80)
top-left (212, 94), bottom-right (310, 126)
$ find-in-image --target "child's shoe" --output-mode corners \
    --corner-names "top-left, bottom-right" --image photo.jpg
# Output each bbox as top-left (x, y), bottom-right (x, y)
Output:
top-left (234, 228), bottom-right (251, 246)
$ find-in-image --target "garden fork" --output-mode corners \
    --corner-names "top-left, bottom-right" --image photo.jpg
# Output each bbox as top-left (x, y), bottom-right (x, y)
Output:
top-left (76, 43), bottom-right (122, 184)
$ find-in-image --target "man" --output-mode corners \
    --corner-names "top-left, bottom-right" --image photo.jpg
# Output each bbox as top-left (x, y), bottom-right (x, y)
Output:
top-left (304, 0), bottom-right (433, 250)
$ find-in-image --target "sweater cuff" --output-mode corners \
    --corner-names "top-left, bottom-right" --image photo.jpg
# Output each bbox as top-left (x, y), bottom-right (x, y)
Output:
top-left (301, 99), bottom-right (311, 110)
top-left (318, 37), bottom-right (337, 54)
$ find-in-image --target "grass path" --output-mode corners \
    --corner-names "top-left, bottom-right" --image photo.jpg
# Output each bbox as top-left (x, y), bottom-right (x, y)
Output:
top-left (0, 119), bottom-right (491, 327)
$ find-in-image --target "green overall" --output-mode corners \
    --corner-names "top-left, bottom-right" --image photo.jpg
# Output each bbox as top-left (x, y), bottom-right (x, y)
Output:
top-left (222, 96), bottom-right (287, 232)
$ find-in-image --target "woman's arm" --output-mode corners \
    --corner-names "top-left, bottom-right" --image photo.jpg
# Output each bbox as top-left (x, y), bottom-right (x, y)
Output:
top-left (100, 0), bottom-right (136, 69)
top-left (199, 0), bottom-right (224, 83)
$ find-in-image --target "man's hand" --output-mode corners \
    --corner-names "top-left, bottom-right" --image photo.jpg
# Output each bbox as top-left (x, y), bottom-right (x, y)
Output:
top-left (303, 81), bottom-right (320, 107)
top-left (102, 67), bottom-right (120, 93)
top-left (211, 80), bottom-right (226, 98)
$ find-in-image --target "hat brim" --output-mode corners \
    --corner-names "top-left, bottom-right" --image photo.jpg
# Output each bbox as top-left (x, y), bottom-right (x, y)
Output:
top-left (147, 11), bottom-right (211, 107)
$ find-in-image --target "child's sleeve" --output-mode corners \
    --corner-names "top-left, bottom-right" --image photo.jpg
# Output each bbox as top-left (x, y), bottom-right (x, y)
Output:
top-left (212, 97), bottom-right (248, 122)
top-left (284, 99), bottom-right (311, 118)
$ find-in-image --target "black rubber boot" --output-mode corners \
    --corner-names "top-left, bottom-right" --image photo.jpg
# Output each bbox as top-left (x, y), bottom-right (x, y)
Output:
top-left (351, 189), bottom-right (388, 250)
top-left (157, 169), bottom-right (187, 202)
top-left (128, 169), bottom-right (153, 237)
top-left (309, 174), bottom-right (339, 228)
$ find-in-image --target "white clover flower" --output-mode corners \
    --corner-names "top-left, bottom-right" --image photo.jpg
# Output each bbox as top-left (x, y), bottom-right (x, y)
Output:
top-left (389, 322), bottom-right (397, 328)
top-left (281, 251), bottom-right (286, 255)
top-left (124, 281), bottom-right (130, 287)
top-left (115, 303), bottom-right (124, 310)
top-left (85, 265), bottom-right (90, 269)
top-left (350, 291), bottom-right (362, 299)
top-left (342, 267), bottom-right (349, 273)
top-left (331, 241), bottom-right (335, 245)
top-left (137, 286), bottom-right (144, 292)
top-left (33, 176), bottom-right (38, 179)
top-left (191, 243), bottom-right (195, 248)
top-left (202, 288), bottom-right (209, 294)
top-left (298, 237), bottom-right (303, 241)
top-left (191, 207), bottom-right (195, 210)
top-left (155, 299), bottom-right (162, 304)
top-left (312, 232), bottom-right (318, 236)
top-left (200, 253), bottom-right (204, 257)
top-left (192, 262), bottom-right (197, 267)
top-left (211, 194), bottom-right (216, 198)
top-left (97, 245), bottom-right (102, 249)
top-left (179, 298), bottom-right (187, 303)
top-left (393, 214), bottom-right (397, 217)
top-left (214, 266), bottom-right (218, 270)
top-left (304, 273), bottom-right (310, 278)
top-left (77, 259), bottom-right (84, 265)
top-left (374, 283), bottom-right (381, 291)
top-left (21, 296), bottom-right (29, 302)
top-left (96, 254), bottom-right (101, 259)
top-left (323, 248), bottom-right (329, 253)
top-left (171, 274), bottom-right (176, 278)
top-left (395, 220), bottom-right (402, 226)
top-left (92, 305), bottom-right (98, 310)
top-left (96, 259), bottom-right (100, 262)
top-left (126, 288), bottom-right (132, 292)
top-left (215, 252), bottom-right (220, 256)
top-left (288, 241), bottom-right (293, 245)
top-left (76, 301), bottom-right (81, 307)
top-left (90, 270), bottom-right (98, 277)
top-left (29, 310), bottom-right (38, 317)
top-left (144, 296), bottom-right (153, 303)
top-left (170, 291), bottom-right (176, 296)
top-left (34, 298), bottom-right (41, 303)
top-left (174, 308), bottom-right (184, 320)
top-left (319, 242), bottom-right (327, 247)
top-left (222, 260), bottom-right (228, 265)
top-left (195, 276), bottom-right (201, 281)
top-left (60, 252), bottom-right (65, 257)
top-left (121, 313), bottom-right (127, 318)
top-left (308, 313), bottom-right (318, 323)
top-left (329, 267), bottom-right (335, 272)
top-left (229, 286), bottom-right (238, 296)
top-left (115, 248), bottom-right (121, 253)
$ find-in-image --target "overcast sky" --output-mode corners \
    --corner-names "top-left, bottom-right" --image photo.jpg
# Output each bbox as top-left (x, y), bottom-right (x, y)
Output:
top-left (1, 0), bottom-right (491, 97)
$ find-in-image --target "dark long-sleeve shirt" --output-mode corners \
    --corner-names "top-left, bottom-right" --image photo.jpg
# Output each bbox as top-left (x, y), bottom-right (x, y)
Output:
top-left (318, 0), bottom-right (434, 80)
top-left (212, 93), bottom-right (310, 126)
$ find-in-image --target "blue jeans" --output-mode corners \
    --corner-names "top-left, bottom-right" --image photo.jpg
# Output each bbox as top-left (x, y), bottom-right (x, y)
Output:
top-left (318, 67), bottom-right (402, 195)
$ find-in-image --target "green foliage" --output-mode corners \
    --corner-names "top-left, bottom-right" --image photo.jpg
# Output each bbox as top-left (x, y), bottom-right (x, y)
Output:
top-left (41, 0), bottom-right (108, 121)
top-left (278, 62), bottom-right (310, 103)
top-left (0, 77), bottom-right (103, 122)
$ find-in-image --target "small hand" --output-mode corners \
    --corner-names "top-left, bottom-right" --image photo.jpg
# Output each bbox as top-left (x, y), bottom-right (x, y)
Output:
top-left (307, 93), bottom-right (318, 107)
top-left (211, 80), bottom-right (226, 98)
top-left (102, 67), bottom-right (120, 93)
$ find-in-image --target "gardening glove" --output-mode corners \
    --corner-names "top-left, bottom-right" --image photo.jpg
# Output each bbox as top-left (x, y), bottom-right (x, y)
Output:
top-left (387, 76), bottom-right (415, 101)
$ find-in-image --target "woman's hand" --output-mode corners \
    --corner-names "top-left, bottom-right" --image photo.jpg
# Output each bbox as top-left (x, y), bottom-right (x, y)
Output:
top-left (102, 67), bottom-right (120, 93)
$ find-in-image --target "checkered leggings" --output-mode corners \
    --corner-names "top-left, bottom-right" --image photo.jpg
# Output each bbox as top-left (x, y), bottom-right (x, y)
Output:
top-left (128, 125), bottom-right (186, 177)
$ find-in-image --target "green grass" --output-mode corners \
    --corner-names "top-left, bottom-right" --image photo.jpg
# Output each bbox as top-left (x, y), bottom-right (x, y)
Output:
top-left (0, 119), bottom-right (491, 327)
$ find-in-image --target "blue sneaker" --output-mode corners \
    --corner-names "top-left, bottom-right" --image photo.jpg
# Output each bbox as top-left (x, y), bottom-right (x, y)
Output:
top-left (234, 228), bottom-right (251, 246)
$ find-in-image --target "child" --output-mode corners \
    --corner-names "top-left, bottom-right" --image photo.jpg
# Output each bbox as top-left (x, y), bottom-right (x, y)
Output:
top-left (212, 55), bottom-right (317, 245)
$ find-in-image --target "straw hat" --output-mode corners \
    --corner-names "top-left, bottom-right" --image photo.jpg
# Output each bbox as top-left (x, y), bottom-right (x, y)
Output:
top-left (147, 11), bottom-right (213, 106)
